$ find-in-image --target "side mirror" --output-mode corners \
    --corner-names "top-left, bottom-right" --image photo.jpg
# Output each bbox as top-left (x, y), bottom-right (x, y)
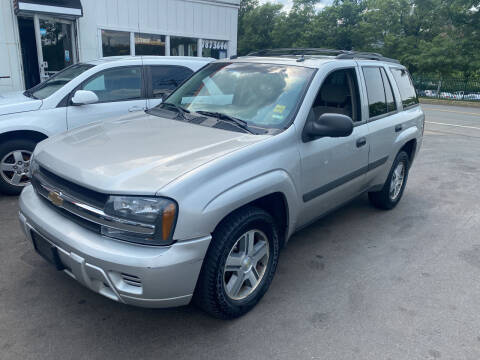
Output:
top-left (303, 113), bottom-right (354, 141)
top-left (71, 90), bottom-right (99, 105)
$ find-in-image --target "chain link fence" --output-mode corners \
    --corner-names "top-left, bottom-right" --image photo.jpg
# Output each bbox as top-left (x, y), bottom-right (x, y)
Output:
top-left (412, 76), bottom-right (480, 101)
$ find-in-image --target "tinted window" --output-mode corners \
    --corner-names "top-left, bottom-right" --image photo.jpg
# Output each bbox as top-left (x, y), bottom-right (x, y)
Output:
top-left (149, 66), bottom-right (193, 98)
top-left (363, 67), bottom-right (387, 118)
top-left (135, 33), bottom-right (165, 55)
top-left (170, 36), bottom-right (197, 56)
top-left (391, 68), bottom-right (419, 108)
top-left (81, 66), bottom-right (142, 103)
top-left (381, 68), bottom-right (397, 112)
top-left (102, 30), bottom-right (130, 57)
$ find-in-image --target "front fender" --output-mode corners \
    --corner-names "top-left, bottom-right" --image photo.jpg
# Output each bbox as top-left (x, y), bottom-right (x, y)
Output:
top-left (0, 107), bottom-right (67, 137)
top-left (172, 169), bottom-right (300, 241)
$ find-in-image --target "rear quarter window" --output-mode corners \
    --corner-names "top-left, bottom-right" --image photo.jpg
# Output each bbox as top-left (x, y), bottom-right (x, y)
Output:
top-left (391, 68), bottom-right (419, 108)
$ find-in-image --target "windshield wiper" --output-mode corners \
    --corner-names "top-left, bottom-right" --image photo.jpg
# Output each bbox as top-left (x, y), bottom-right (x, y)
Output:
top-left (161, 102), bottom-right (190, 117)
top-left (195, 111), bottom-right (254, 134)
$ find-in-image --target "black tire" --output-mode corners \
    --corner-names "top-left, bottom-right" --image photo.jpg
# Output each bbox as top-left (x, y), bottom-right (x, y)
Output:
top-left (0, 138), bottom-right (37, 195)
top-left (368, 150), bottom-right (410, 210)
top-left (194, 206), bottom-right (280, 319)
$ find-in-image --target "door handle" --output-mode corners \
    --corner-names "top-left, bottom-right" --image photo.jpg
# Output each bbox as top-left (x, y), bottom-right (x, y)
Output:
top-left (356, 137), bottom-right (367, 148)
top-left (395, 124), bottom-right (403, 132)
top-left (128, 106), bottom-right (145, 112)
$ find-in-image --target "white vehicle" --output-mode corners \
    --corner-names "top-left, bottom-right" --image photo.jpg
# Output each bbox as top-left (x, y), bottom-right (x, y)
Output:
top-left (0, 56), bottom-right (213, 194)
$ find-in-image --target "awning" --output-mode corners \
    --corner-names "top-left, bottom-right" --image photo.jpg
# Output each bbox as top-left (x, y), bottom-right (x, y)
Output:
top-left (14, 0), bottom-right (83, 17)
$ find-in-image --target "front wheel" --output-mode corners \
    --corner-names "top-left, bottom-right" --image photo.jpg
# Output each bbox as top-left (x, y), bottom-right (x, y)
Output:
top-left (194, 206), bottom-right (280, 319)
top-left (0, 139), bottom-right (37, 195)
top-left (368, 151), bottom-right (410, 210)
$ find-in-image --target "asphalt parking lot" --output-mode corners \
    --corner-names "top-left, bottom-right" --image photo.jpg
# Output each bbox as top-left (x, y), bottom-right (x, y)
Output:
top-left (1, 104), bottom-right (480, 360)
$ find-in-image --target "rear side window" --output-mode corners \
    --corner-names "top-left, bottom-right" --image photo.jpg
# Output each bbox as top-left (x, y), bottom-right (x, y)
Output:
top-left (381, 68), bottom-right (397, 113)
top-left (391, 68), bottom-right (418, 108)
top-left (363, 67), bottom-right (387, 118)
top-left (149, 66), bottom-right (193, 98)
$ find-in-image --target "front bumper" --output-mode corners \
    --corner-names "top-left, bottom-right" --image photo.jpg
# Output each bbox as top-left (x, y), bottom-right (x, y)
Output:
top-left (19, 185), bottom-right (211, 308)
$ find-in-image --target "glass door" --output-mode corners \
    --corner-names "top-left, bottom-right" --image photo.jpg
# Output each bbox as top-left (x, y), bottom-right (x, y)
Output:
top-left (37, 17), bottom-right (76, 79)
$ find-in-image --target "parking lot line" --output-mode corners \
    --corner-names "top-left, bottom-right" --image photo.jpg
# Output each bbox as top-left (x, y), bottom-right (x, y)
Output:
top-left (422, 108), bottom-right (480, 117)
top-left (426, 121), bottom-right (480, 130)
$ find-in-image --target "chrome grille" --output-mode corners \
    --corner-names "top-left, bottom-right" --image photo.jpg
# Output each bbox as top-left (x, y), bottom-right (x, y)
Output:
top-left (35, 166), bottom-right (107, 208)
top-left (31, 167), bottom-right (155, 237)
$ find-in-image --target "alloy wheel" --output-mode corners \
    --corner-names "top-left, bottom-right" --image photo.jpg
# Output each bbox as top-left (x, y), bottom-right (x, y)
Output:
top-left (0, 150), bottom-right (32, 187)
top-left (223, 229), bottom-right (270, 301)
top-left (389, 162), bottom-right (405, 200)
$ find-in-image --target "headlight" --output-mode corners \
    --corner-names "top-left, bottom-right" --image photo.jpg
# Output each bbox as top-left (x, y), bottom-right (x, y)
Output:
top-left (102, 196), bottom-right (177, 246)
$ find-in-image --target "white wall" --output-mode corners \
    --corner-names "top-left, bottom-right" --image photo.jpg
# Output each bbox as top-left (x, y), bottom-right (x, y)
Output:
top-left (0, 0), bottom-right (24, 93)
top-left (78, 0), bottom-right (239, 62)
top-left (0, 0), bottom-right (239, 93)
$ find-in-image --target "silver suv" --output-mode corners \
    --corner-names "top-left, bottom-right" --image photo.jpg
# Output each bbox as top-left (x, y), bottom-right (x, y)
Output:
top-left (19, 49), bottom-right (424, 319)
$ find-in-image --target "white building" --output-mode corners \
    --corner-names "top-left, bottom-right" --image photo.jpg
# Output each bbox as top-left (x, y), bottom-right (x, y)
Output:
top-left (0, 0), bottom-right (239, 92)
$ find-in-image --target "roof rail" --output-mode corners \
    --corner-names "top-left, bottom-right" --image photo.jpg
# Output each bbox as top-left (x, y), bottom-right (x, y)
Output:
top-left (247, 48), bottom-right (350, 57)
top-left (246, 48), bottom-right (400, 64)
top-left (336, 51), bottom-right (400, 64)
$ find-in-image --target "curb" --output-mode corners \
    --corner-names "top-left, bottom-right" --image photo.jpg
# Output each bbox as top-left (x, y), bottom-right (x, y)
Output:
top-left (419, 98), bottom-right (480, 108)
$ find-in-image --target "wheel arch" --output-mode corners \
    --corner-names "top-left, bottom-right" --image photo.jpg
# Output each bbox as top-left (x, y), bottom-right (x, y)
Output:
top-left (0, 130), bottom-right (48, 145)
top-left (400, 138), bottom-right (417, 163)
top-left (213, 192), bottom-right (290, 248)
top-left (188, 169), bottom-right (299, 247)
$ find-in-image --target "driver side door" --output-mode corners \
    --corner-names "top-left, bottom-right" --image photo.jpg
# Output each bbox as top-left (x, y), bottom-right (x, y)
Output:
top-left (66, 66), bottom-right (147, 130)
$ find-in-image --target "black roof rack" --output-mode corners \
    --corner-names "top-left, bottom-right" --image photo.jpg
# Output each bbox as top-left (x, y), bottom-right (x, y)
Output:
top-left (247, 48), bottom-right (348, 57)
top-left (336, 51), bottom-right (400, 64)
top-left (246, 48), bottom-right (400, 64)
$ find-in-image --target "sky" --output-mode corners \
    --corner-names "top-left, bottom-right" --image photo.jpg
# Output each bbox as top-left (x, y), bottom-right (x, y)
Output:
top-left (259, 0), bottom-right (334, 12)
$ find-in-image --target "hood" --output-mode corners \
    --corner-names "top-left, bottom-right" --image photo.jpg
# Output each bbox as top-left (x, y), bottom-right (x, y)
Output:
top-left (0, 91), bottom-right (42, 116)
top-left (35, 112), bottom-right (268, 194)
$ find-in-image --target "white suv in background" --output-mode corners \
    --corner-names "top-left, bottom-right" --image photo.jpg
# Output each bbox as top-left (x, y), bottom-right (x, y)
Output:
top-left (0, 56), bottom-right (212, 194)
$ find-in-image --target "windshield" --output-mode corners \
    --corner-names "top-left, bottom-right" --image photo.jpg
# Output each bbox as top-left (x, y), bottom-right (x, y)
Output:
top-left (163, 62), bottom-right (315, 129)
top-left (27, 63), bottom-right (94, 99)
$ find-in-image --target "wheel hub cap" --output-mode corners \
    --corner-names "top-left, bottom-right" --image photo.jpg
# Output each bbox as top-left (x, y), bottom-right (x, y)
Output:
top-left (0, 150), bottom-right (32, 187)
top-left (223, 229), bottom-right (270, 301)
top-left (241, 257), bottom-right (253, 271)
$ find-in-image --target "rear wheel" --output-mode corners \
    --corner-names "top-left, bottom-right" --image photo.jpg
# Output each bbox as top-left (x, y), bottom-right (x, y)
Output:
top-left (368, 151), bottom-right (410, 210)
top-left (194, 206), bottom-right (280, 319)
top-left (0, 139), bottom-right (36, 195)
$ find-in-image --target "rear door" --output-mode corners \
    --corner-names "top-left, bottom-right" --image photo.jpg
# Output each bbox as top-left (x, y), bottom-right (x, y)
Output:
top-left (66, 65), bottom-right (147, 130)
top-left (360, 64), bottom-right (403, 184)
top-left (145, 65), bottom-right (194, 109)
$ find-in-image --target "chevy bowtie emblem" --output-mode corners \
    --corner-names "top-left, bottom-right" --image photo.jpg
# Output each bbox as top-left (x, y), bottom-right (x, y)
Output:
top-left (47, 191), bottom-right (63, 207)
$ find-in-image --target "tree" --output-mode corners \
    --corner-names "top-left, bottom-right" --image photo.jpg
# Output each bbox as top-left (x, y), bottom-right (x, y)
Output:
top-left (237, 0), bottom-right (480, 78)
top-left (237, 1), bottom-right (283, 55)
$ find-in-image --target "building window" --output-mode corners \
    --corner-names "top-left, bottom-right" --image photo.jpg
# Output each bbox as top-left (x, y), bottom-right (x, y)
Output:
top-left (170, 36), bottom-right (197, 56)
top-left (201, 39), bottom-right (228, 59)
top-left (135, 33), bottom-right (165, 56)
top-left (101, 29), bottom-right (130, 57)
